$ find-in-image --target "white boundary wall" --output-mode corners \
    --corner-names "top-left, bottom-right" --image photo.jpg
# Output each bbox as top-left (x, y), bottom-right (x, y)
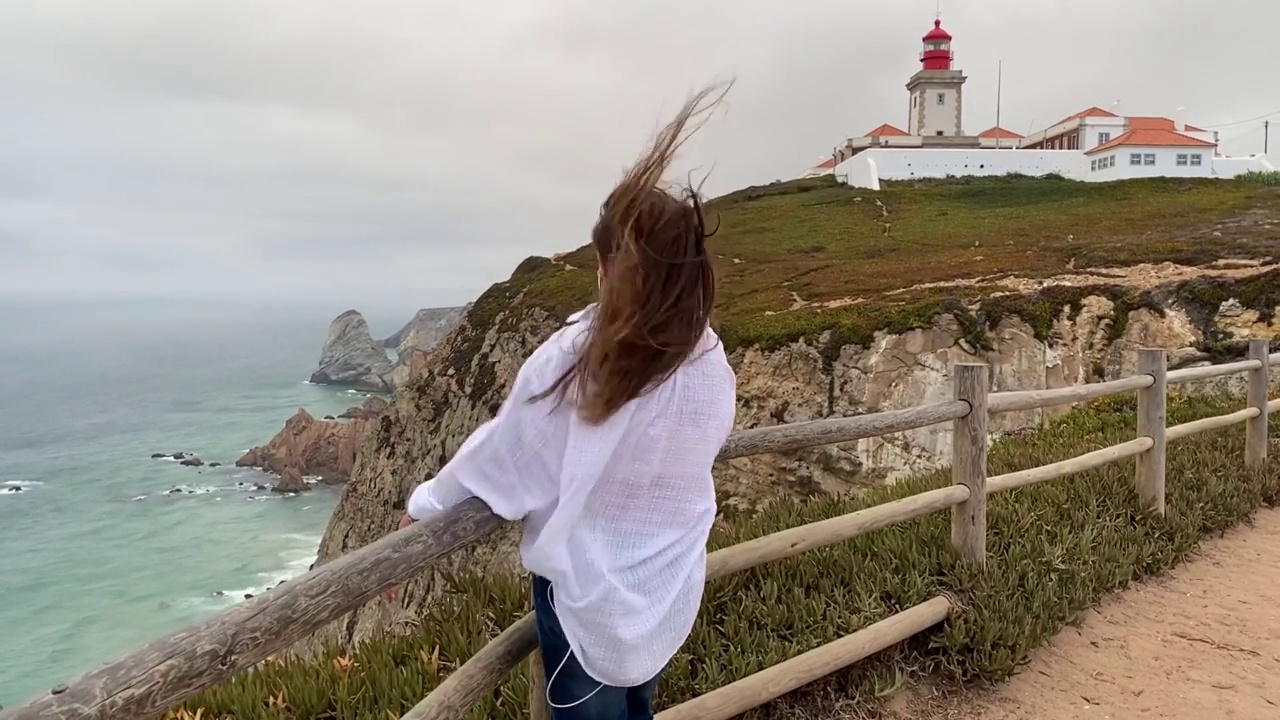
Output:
top-left (835, 149), bottom-right (1084, 190)
top-left (836, 148), bottom-right (1276, 190)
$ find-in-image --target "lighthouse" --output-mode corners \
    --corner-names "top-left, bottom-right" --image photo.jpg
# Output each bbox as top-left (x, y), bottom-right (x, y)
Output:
top-left (906, 18), bottom-right (968, 137)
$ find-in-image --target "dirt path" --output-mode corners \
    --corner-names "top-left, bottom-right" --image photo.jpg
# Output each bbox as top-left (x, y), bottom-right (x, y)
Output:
top-left (887, 507), bottom-right (1280, 720)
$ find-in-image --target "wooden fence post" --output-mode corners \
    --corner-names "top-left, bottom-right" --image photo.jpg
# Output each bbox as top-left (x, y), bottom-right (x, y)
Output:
top-left (950, 363), bottom-right (989, 567)
top-left (528, 655), bottom-right (549, 720)
top-left (528, 589), bottom-right (549, 720)
top-left (1246, 338), bottom-right (1269, 466)
top-left (1136, 348), bottom-right (1167, 516)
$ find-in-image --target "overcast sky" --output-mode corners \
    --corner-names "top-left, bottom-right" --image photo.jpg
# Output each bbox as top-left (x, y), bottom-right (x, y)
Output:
top-left (1, 0), bottom-right (1276, 312)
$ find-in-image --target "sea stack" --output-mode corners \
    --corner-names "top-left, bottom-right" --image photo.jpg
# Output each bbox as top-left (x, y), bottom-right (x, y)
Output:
top-left (309, 310), bottom-right (393, 392)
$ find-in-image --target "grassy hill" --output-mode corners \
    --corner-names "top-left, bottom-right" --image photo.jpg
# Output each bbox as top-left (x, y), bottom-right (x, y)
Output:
top-left (157, 173), bottom-right (1280, 720)
top-left (485, 174), bottom-right (1280, 354)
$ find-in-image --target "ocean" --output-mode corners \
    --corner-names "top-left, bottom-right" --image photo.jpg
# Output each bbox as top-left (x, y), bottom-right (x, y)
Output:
top-left (0, 299), bottom-right (406, 707)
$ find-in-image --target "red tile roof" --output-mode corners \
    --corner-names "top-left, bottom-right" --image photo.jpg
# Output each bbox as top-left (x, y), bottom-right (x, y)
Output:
top-left (814, 157), bottom-right (837, 169)
top-left (864, 123), bottom-right (910, 138)
top-left (978, 126), bottom-right (1024, 139)
top-left (1126, 116), bottom-right (1207, 132)
top-left (1053, 106), bottom-right (1119, 127)
top-left (1084, 128), bottom-right (1217, 155)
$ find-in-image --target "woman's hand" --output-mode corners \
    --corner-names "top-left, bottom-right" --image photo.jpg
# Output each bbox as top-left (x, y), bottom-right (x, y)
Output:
top-left (382, 513), bottom-right (417, 602)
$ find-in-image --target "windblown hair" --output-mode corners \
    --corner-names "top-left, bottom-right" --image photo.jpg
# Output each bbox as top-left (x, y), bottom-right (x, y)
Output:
top-left (532, 82), bottom-right (732, 424)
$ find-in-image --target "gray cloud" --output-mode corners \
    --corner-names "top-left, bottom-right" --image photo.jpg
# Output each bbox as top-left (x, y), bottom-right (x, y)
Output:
top-left (1, 0), bottom-right (1276, 309)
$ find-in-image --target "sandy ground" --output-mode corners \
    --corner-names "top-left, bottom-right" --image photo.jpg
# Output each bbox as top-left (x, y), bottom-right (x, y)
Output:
top-left (885, 507), bottom-right (1280, 720)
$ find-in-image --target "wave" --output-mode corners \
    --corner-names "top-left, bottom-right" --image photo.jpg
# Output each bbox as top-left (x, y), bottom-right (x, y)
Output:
top-left (256, 548), bottom-right (317, 585)
top-left (161, 485), bottom-right (218, 496)
top-left (2, 480), bottom-right (40, 496)
top-left (189, 534), bottom-right (321, 610)
top-left (147, 473), bottom-right (320, 502)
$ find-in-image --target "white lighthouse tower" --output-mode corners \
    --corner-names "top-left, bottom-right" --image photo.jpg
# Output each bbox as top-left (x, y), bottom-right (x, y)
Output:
top-left (906, 18), bottom-right (967, 137)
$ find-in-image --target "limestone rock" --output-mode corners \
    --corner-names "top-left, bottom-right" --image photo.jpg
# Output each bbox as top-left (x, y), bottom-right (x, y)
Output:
top-left (236, 408), bottom-right (381, 483)
top-left (338, 396), bottom-right (391, 420)
top-left (379, 306), bottom-right (469, 390)
top-left (309, 310), bottom-right (393, 392)
top-left (273, 467), bottom-right (308, 494)
top-left (382, 306), bottom-right (469, 352)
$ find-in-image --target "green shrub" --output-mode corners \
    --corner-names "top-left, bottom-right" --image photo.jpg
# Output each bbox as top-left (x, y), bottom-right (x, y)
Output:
top-left (1239, 170), bottom-right (1280, 187)
top-left (172, 393), bottom-right (1280, 720)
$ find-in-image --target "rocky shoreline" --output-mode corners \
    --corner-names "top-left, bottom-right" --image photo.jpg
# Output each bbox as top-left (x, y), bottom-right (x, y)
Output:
top-left (233, 396), bottom-right (390, 486)
top-left (145, 391), bottom-right (393, 494)
top-left (213, 306), bottom-right (466, 490)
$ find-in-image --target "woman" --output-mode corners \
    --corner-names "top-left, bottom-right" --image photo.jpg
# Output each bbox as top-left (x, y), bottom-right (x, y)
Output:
top-left (396, 83), bottom-right (737, 720)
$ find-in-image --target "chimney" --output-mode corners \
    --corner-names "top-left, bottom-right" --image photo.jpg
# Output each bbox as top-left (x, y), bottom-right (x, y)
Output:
top-left (1174, 106), bottom-right (1186, 133)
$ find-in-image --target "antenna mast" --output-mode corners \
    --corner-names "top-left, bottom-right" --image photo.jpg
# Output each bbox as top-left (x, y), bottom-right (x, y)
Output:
top-left (995, 60), bottom-right (1003, 149)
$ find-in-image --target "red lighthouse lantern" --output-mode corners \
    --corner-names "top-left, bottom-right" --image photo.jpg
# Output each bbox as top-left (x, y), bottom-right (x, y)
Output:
top-left (920, 18), bottom-right (953, 71)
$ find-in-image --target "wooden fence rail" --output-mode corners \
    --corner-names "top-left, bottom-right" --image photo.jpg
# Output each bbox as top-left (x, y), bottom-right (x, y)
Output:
top-left (2, 339), bottom-right (1275, 720)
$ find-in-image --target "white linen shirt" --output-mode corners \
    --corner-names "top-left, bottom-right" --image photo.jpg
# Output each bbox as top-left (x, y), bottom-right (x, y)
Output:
top-left (406, 304), bottom-right (737, 688)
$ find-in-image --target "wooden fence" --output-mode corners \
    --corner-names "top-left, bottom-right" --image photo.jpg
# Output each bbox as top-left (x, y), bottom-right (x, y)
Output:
top-left (2, 339), bottom-right (1276, 720)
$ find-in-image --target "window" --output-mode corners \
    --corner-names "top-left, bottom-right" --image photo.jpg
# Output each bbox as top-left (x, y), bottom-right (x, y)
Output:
top-left (1130, 153), bottom-right (1142, 166)
top-left (1143, 153), bottom-right (1156, 166)
top-left (1098, 132), bottom-right (1111, 145)
top-left (1110, 155), bottom-right (1117, 168)
top-left (937, 93), bottom-right (945, 105)
top-left (935, 130), bottom-right (944, 136)
top-left (1176, 154), bottom-right (1188, 166)
top-left (1190, 153), bottom-right (1203, 166)
top-left (1091, 159), bottom-right (1098, 171)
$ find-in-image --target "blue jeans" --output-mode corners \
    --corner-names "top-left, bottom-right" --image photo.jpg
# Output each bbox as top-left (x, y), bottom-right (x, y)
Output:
top-left (531, 574), bottom-right (663, 720)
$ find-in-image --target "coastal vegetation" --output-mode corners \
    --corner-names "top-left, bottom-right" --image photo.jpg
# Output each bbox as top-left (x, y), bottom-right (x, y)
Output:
top-left (463, 174), bottom-right (1280, 357)
top-left (160, 174), bottom-right (1280, 719)
top-left (169, 392), bottom-right (1280, 719)
top-left (1238, 170), bottom-right (1280, 187)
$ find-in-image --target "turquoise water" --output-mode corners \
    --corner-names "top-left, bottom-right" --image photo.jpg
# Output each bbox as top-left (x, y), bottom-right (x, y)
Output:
top-left (0, 300), bottom-right (405, 706)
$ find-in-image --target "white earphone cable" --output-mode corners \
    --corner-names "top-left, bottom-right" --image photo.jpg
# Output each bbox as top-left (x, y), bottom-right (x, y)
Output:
top-left (544, 582), bottom-right (606, 710)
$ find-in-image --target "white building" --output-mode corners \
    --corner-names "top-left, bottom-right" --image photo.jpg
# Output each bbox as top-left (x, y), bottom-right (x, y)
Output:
top-left (1085, 128), bottom-right (1216, 178)
top-left (803, 17), bottom-right (1275, 189)
top-left (1019, 108), bottom-right (1218, 152)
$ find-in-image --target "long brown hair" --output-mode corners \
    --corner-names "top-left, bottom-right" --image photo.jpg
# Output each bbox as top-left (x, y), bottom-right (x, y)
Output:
top-left (532, 81), bottom-right (732, 424)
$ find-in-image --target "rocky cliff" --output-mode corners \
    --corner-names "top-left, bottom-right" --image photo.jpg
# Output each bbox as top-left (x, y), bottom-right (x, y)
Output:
top-left (309, 310), bottom-right (393, 392)
top-left (308, 307), bottom-right (468, 393)
top-left (236, 399), bottom-right (388, 484)
top-left (296, 175), bottom-right (1280, 653)
top-left (382, 306), bottom-right (470, 351)
top-left (294, 262), bottom-right (1279, 652)
top-left (380, 305), bottom-right (470, 390)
